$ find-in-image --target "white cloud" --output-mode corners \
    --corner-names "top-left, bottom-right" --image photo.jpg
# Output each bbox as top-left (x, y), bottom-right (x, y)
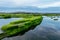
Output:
top-left (0, 0), bottom-right (38, 7)
top-left (35, 1), bottom-right (60, 8)
top-left (0, 0), bottom-right (60, 8)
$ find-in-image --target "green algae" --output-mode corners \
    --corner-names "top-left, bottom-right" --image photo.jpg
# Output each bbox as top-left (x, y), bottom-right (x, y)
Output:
top-left (0, 16), bottom-right (43, 40)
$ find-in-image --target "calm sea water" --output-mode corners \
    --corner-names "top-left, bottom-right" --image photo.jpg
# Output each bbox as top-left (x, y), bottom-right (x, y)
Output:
top-left (2, 16), bottom-right (60, 40)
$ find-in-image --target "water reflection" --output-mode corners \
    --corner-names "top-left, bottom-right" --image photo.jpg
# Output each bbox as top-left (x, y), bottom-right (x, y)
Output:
top-left (3, 16), bottom-right (60, 40)
top-left (46, 16), bottom-right (60, 21)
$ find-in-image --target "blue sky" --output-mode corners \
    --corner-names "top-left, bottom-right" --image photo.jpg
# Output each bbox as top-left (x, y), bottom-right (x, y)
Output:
top-left (0, 0), bottom-right (60, 12)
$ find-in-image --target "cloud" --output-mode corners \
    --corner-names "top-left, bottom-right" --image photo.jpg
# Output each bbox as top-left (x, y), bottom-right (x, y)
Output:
top-left (0, 0), bottom-right (60, 8)
top-left (0, 0), bottom-right (38, 7)
top-left (36, 1), bottom-right (60, 8)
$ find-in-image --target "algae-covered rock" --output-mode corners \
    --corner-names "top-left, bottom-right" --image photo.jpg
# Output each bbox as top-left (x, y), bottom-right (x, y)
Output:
top-left (0, 16), bottom-right (43, 40)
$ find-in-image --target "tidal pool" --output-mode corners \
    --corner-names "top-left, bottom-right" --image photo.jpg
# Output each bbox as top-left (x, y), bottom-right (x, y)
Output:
top-left (3, 16), bottom-right (60, 40)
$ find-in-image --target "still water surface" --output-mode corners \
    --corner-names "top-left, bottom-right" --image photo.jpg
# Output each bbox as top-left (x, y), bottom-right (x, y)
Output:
top-left (2, 16), bottom-right (60, 40)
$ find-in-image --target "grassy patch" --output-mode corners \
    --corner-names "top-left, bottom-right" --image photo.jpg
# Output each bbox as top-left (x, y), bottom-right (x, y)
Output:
top-left (1, 16), bottom-right (43, 37)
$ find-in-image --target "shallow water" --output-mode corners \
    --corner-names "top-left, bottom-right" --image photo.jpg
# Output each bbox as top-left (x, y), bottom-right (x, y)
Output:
top-left (3, 16), bottom-right (60, 40)
top-left (0, 18), bottom-right (23, 33)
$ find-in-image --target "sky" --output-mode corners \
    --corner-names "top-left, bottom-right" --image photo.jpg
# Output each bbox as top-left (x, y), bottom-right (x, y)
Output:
top-left (0, 0), bottom-right (60, 12)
